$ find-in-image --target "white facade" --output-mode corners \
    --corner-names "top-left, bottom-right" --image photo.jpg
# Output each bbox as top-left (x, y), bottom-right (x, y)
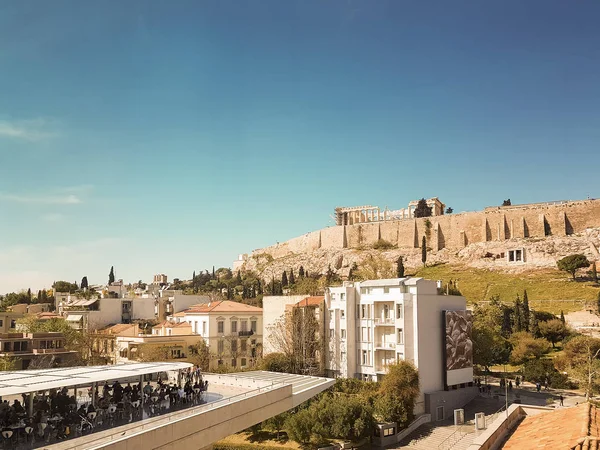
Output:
top-left (262, 295), bottom-right (314, 355)
top-left (325, 278), bottom-right (471, 414)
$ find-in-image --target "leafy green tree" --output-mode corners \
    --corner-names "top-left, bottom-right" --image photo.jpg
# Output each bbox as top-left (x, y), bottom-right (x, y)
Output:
top-left (53, 281), bottom-right (78, 293)
top-left (557, 254), bottom-right (590, 280)
top-left (473, 299), bottom-right (511, 368)
top-left (445, 207), bottom-right (453, 214)
top-left (260, 353), bottom-right (295, 373)
top-left (313, 394), bottom-right (375, 442)
top-left (281, 270), bottom-right (288, 287)
top-left (522, 358), bottom-right (569, 388)
top-left (539, 319), bottom-right (568, 348)
top-left (289, 269), bottom-right (295, 285)
top-left (374, 361), bottom-right (420, 429)
top-left (236, 271), bottom-right (242, 284)
top-left (0, 356), bottom-right (17, 371)
top-left (397, 256), bottom-right (405, 278)
top-left (555, 335), bottom-right (600, 400)
top-left (108, 266), bottom-right (115, 285)
top-left (509, 332), bottom-right (551, 365)
top-left (521, 290), bottom-right (530, 332)
top-left (530, 311), bottom-right (540, 337)
top-left (501, 307), bottom-right (512, 337)
top-left (413, 198), bottom-right (432, 218)
top-left (421, 236), bottom-right (427, 266)
top-left (502, 199), bottom-right (511, 206)
top-left (284, 407), bottom-right (314, 444)
top-left (264, 412), bottom-right (290, 440)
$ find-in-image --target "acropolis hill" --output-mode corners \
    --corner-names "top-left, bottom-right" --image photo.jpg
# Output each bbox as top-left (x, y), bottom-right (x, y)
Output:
top-left (237, 198), bottom-right (600, 281)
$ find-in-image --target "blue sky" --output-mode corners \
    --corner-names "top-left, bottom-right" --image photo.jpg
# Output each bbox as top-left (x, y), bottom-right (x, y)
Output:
top-left (1, 1), bottom-right (599, 293)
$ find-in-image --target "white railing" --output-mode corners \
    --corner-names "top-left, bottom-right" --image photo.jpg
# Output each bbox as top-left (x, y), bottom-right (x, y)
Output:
top-left (437, 426), bottom-right (467, 450)
top-left (395, 413), bottom-right (431, 442)
top-left (374, 318), bottom-right (395, 325)
top-left (375, 342), bottom-right (396, 349)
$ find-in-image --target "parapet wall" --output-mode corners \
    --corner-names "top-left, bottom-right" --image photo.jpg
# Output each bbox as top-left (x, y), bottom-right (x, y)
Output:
top-left (250, 200), bottom-right (600, 259)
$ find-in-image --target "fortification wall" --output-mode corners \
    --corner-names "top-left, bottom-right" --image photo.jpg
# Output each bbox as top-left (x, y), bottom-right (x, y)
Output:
top-left (249, 200), bottom-right (600, 259)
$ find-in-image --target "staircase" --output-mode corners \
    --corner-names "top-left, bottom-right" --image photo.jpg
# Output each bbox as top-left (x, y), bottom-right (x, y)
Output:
top-left (396, 423), bottom-right (476, 450)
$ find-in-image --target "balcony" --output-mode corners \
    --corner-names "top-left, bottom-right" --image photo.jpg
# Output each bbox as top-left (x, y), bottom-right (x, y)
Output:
top-left (374, 318), bottom-right (395, 326)
top-left (374, 342), bottom-right (396, 350)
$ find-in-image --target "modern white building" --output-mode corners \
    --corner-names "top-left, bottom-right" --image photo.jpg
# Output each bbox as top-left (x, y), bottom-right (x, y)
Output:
top-left (325, 277), bottom-right (475, 418)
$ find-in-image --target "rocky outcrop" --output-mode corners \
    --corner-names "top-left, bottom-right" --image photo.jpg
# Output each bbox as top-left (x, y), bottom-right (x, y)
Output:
top-left (240, 228), bottom-right (600, 280)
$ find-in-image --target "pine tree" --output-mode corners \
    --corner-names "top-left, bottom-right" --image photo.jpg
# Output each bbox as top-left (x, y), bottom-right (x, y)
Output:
top-left (109, 266), bottom-right (115, 285)
top-left (41, 290), bottom-right (48, 303)
top-left (81, 276), bottom-right (89, 290)
top-left (522, 290), bottom-right (530, 332)
top-left (397, 256), bottom-right (405, 278)
top-left (236, 271), bottom-right (242, 284)
top-left (514, 296), bottom-right (522, 332)
top-left (289, 269), bottom-right (295, 285)
top-left (299, 266), bottom-right (305, 278)
top-left (414, 198), bottom-right (433, 218)
top-left (281, 271), bottom-right (288, 287)
top-left (560, 310), bottom-right (566, 324)
top-left (421, 236), bottom-right (427, 266)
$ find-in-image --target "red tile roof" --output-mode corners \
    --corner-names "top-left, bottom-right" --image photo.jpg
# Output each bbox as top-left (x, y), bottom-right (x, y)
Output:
top-left (152, 321), bottom-right (191, 329)
top-left (503, 403), bottom-right (599, 450)
top-left (295, 296), bottom-right (324, 307)
top-left (179, 300), bottom-right (262, 314)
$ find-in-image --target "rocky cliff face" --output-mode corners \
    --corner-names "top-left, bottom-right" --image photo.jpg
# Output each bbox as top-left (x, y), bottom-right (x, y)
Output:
top-left (241, 228), bottom-right (600, 279)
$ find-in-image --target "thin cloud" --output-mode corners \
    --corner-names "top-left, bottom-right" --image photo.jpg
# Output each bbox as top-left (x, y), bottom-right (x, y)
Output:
top-left (41, 213), bottom-right (65, 222)
top-left (0, 192), bottom-right (82, 205)
top-left (0, 118), bottom-right (58, 142)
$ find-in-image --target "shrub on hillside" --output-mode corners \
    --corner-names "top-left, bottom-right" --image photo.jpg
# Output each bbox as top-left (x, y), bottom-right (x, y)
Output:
top-left (372, 239), bottom-right (396, 250)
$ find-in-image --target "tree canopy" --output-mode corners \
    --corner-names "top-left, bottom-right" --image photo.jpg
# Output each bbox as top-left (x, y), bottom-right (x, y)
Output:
top-left (413, 198), bottom-right (432, 218)
top-left (557, 254), bottom-right (590, 280)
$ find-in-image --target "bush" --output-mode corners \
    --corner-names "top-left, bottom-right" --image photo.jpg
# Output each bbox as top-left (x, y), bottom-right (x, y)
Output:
top-left (522, 358), bottom-right (571, 389)
top-left (372, 239), bottom-right (396, 250)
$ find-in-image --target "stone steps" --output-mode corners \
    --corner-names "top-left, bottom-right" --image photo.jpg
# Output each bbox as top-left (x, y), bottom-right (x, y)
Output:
top-left (396, 423), bottom-right (476, 450)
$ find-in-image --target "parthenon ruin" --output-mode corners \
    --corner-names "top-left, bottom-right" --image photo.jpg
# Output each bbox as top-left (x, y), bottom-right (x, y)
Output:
top-left (334, 198), bottom-right (446, 226)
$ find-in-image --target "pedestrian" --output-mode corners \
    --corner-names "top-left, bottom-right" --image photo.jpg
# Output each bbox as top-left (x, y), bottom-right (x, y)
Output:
top-left (515, 377), bottom-right (520, 388)
top-left (559, 394), bottom-right (564, 406)
top-left (544, 378), bottom-right (549, 390)
top-left (536, 382), bottom-right (541, 393)
top-left (509, 381), bottom-right (513, 391)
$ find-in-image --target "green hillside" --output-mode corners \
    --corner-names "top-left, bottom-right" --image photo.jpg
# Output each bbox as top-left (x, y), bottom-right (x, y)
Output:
top-left (414, 264), bottom-right (600, 313)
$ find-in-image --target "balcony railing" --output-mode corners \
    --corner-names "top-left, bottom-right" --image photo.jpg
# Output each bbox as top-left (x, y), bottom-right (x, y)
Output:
top-left (375, 342), bottom-right (396, 349)
top-left (373, 318), bottom-right (395, 325)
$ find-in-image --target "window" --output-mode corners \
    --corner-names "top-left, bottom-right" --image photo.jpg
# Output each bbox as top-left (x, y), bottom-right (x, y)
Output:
top-left (360, 287), bottom-right (366, 294)
top-left (340, 293), bottom-right (346, 301)
top-left (383, 304), bottom-right (389, 319)
top-left (202, 322), bottom-right (207, 335)
top-left (362, 350), bottom-right (368, 365)
top-left (231, 340), bottom-right (237, 352)
top-left (341, 329), bottom-right (346, 339)
top-left (10, 320), bottom-right (16, 329)
top-left (361, 305), bottom-right (366, 318)
top-left (340, 310), bottom-right (345, 319)
top-left (14, 341), bottom-right (27, 351)
top-left (329, 329), bottom-right (334, 338)
top-left (361, 327), bottom-right (367, 341)
top-left (231, 358), bottom-right (237, 367)
top-left (340, 351), bottom-right (346, 361)
top-left (231, 321), bottom-right (238, 333)
top-left (356, 305), bottom-right (360, 319)
top-left (218, 340), bottom-right (224, 354)
top-left (241, 340), bottom-right (247, 352)
top-left (397, 304), bottom-right (403, 319)
top-left (0, 320), bottom-right (3, 327)
top-left (329, 309), bottom-right (334, 319)
top-left (241, 320), bottom-right (248, 332)
top-left (397, 328), bottom-right (404, 344)
top-left (251, 320), bottom-right (257, 332)
top-left (397, 352), bottom-right (404, 362)
top-left (384, 287), bottom-right (389, 294)
top-left (383, 427), bottom-right (395, 437)
top-left (3, 342), bottom-right (10, 352)
top-left (194, 322), bottom-right (198, 334)
top-left (241, 358), bottom-right (247, 367)
top-left (217, 321), bottom-right (224, 333)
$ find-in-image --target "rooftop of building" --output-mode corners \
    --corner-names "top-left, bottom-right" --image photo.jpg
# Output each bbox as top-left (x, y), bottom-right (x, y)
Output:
top-left (177, 300), bottom-right (262, 315)
top-left (153, 321), bottom-right (191, 329)
top-left (97, 323), bottom-right (139, 335)
top-left (294, 296), bottom-right (324, 307)
top-left (502, 403), bottom-right (599, 450)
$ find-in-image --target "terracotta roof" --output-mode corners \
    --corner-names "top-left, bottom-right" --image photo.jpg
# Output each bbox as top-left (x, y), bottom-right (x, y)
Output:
top-left (295, 296), bottom-right (324, 307)
top-left (98, 323), bottom-right (138, 335)
top-left (179, 300), bottom-right (262, 314)
top-left (152, 321), bottom-right (191, 329)
top-left (35, 312), bottom-right (61, 320)
top-left (503, 403), bottom-right (599, 450)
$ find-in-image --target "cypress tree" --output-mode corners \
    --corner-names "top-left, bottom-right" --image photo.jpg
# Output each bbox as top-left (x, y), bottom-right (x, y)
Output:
top-left (522, 290), bottom-right (530, 332)
top-left (236, 271), bottom-right (242, 284)
top-left (289, 269), bottom-right (295, 285)
top-left (397, 256), bottom-right (405, 278)
top-left (41, 290), bottom-right (47, 303)
top-left (193, 270), bottom-right (196, 281)
top-left (281, 271), bottom-right (288, 287)
top-left (109, 266), bottom-right (115, 285)
top-left (299, 266), bottom-right (305, 278)
top-left (212, 266), bottom-right (216, 280)
top-left (271, 276), bottom-right (276, 295)
top-left (81, 276), bottom-right (88, 290)
top-left (27, 288), bottom-right (32, 303)
top-left (560, 310), bottom-right (566, 324)
top-left (257, 280), bottom-right (262, 295)
top-left (37, 290), bottom-right (42, 303)
top-left (514, 296), bottom-right (522, 332)
top-left (530, 311), bottom-right (540, 337)
top-left (421, 236), bottom-right (427, 266)
top-left (501, 307), bottom-right (512, 337)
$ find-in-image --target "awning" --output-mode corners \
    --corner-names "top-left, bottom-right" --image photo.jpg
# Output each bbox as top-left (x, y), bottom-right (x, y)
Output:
top-left (66, 314), bottom-right (83, 322)
top-left (0, 362), bottom-right (193, 397)
top-left (69, 299), bottom-right (97, 306)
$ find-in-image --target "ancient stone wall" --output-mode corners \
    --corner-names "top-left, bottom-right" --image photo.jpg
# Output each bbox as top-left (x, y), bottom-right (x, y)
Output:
top-left (249, 200), bottom-right (600, 260)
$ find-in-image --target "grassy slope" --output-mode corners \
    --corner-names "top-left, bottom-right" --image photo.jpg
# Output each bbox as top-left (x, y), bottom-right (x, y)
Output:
top-left (414, 264), bottom-right (600, 313)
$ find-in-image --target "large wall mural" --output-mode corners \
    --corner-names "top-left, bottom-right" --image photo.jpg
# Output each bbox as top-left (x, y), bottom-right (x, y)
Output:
top-left (445, 310), bottom-right (473, 371)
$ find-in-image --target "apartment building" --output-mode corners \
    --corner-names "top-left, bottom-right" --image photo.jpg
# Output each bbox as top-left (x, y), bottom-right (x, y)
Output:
top-left (171, 300), bottom-right (263, 371)
top-left (0, 312), bottom-right (22, 333)
top-left (325, 277), bottom-right (475, 418)
top-left (0, 332), bottom-right (79, 369)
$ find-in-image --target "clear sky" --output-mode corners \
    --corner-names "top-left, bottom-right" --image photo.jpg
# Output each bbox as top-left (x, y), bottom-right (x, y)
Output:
top-left (1, 1), bottom-right (599, 293)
